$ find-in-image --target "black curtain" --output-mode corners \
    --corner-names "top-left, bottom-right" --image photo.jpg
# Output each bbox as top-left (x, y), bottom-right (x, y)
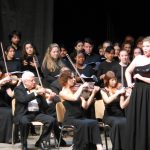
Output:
top-left (0, 0), bottom-right (54, 59)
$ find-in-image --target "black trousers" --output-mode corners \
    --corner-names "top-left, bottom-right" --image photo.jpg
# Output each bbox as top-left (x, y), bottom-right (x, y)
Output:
top-left (19, 111), bottom-right (55, 145)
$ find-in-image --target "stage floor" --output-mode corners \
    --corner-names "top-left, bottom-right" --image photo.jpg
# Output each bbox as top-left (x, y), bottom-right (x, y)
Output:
top-left (0, 130), bottom-right (112, 150)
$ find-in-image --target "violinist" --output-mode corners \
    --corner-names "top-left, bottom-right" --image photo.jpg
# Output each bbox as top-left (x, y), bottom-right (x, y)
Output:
top-left (13, 71), bottom-right (56, 150)
top-left (8, 30), bottom-right (22, 60)
top-left (0, 66), bottom-right (14, 144)
top-left (100, 71), bottom-right (131, 150)
top-left (67, 51), bottom-right (98, 119)
top-left (59, 70), bottom-right (103, 150)
top-left (0, 45), bottom-right (21, 87)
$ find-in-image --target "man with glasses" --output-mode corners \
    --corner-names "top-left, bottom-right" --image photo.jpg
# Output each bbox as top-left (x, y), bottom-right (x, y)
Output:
top-left (14, 71), bottom-right (56, 150)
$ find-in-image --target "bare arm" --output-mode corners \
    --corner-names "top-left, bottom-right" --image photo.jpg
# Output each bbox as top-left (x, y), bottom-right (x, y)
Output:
top-left (125, 57), bottom-right (137, 87)
top-left (120, 95), bottom-right (130, 109)
top-left (101, 88), bottom-right (125, 104)
top-left (81, 86), bottom-right (100, 109)
top-left (59, 82), bottom-right (89, 101)
top-left (133, 74), bottom-right (150, 84)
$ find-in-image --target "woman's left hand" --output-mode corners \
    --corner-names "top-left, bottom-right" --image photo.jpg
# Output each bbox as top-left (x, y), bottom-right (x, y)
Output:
top-left (92, 86), bottom-right (100, 94)
top-left (133, 73), bottom-right (142, 80)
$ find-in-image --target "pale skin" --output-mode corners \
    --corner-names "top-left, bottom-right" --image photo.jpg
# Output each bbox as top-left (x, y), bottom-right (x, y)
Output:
top-left (23, 43), bottom-right (38, 67)
top-left (0, 73), bottom-right (14, 97)
top-left (59, 73), bottom-right (103, 150)
top-left (101, 78), bottom-right (131, 109)
top-left (125, 41), bottom-right (150, 88)
top-left (23, 75), bottom-right (56, 101)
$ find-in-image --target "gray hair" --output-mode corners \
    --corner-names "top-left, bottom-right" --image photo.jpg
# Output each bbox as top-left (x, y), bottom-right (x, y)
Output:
top-left (21, 71), bottom-right (35, 81)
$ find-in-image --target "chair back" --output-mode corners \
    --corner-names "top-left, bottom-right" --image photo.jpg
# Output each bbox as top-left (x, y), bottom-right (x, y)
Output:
top-left (94, 99), bottom-right (105, 119)
top-left (56, 102), bottom-right (66, 123)
top-left (11, 98), bottom-right (16, 115)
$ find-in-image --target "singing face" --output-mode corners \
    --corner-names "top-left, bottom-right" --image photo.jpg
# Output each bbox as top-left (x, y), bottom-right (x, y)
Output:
top-left (6, 47), bottom-right (15, 60)
top-left (83, 42), bottom-right (93, 54)
top-left (11, 35), bottom-right (20, 45)
top-left (75, 53), bottom-right (85, 65)
top-left (142, 41), bottom-right (150, 57)
top-left (99, 48), bottom-right (105, 56)
top-left (114, 45), bottom-right (121, 56)
top-left (50, 47), bottom-right (60, 60)
top-left (123, 43), bottom-right (132, 54)
top-left (75, 42), bottom-right (83, 51)
top-left (60, 47), bottom-right (67, 58)
top-left (133, 48), bottom-right (142, 58)
top-left (25, 44), bottom-right (34, 56)
top-left (119, 50), bottom-right (129, 64)
top-left (105, 50), bottom-right (115, 61)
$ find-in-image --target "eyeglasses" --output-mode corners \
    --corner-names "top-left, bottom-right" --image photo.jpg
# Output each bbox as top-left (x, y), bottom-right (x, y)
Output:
top-left (26, 79), bottom-right (35, 82)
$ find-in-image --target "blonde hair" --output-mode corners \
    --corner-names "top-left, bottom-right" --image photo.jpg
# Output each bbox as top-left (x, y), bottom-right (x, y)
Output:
top-left (42, 43), bottom-right (64, 72)
top-left (143, 36), bottom-right (150, 43)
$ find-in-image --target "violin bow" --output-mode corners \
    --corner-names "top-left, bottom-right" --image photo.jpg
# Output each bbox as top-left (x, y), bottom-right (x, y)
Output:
top-left (66, 53), bottom-right (85, 83)
top-left (33, 55), bottom-right (43, 87)
top-left (0, 42), bottom-right (9, 74)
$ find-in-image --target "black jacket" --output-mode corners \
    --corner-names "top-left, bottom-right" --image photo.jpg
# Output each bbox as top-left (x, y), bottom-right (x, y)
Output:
top-left (13, 83), bottom-right (49, 123)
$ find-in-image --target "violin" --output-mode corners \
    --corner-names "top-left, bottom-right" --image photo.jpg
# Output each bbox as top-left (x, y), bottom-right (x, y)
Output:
top-left (29, 84), bottom-right (57, 101)
top-left (0, 42), bottom-right (20, 86)
top-left (107, 83), bottom-right (132, 97)
top-left (32, 56), bottom-right (58, 101)
top-left (66, 53), bottom-right (98, 99)
top-left (0, 73), bottom-right (20, 86)
top-left (70, 82), bottom-right (95, 100)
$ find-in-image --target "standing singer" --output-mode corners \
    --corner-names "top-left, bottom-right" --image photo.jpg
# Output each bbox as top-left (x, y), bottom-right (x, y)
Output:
top-left (125, 36), bottom-right (150, 150)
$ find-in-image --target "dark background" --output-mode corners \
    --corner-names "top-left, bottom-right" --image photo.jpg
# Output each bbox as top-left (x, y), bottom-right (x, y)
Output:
top-left (0, 0), bottom-right (149, 57)
top-left (53, 1), bottom-right (150, 51)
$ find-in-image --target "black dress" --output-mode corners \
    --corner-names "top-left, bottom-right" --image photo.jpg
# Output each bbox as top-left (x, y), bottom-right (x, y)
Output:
top-left (0, 87), bottom-right (13, 143)
top-left (102, 89), bottom-right (126, 150)
top-left (63, 100), bottom-right (102, 150)
top-left (125, 64), bottom-right (150, 150)
top-left (112, 63), bottom-right (129, 87)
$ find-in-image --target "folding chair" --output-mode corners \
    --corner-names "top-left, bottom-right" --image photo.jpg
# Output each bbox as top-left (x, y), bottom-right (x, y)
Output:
top-left (56, 102), bottom-right (75, 150)
top-left (94, 99), bottom-right (110, 150)
top-left (11, 99), bottom-right (43, 144)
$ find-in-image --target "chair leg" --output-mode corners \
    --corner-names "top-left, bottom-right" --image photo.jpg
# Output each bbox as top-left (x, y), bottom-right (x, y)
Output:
top-left (12, 123), bottom-right (15, 145)
top-left (39, 125), bottom-right (43, 135)
top-left (104, 127), bottom-right (108, 150)
top-left (57, 127), bottom-right (64, 150)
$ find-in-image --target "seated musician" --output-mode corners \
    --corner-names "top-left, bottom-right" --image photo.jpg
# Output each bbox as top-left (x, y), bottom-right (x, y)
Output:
top-left (59, 70), bottom-right (103, 150)
top-left (100, 71), bottom-right (131, 150)
top-left (13, 71), bottom-right (56, 150)
top-left (0, 67), bottom-right (14, 143)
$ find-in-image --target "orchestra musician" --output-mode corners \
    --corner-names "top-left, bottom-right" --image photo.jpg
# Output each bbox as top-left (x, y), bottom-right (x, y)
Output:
top-left (0, 66), bottom-right (14, 143)
top-left (0, 45), bottom-right (21, 73)
top-left (0, 44), bottom-right (21, 88)
top-left (59, 70), bottom-right (103, 150)
top-left (100, 71), bottom-right (131, 150)
top-left (13, 71), bottom-right (57, 150)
